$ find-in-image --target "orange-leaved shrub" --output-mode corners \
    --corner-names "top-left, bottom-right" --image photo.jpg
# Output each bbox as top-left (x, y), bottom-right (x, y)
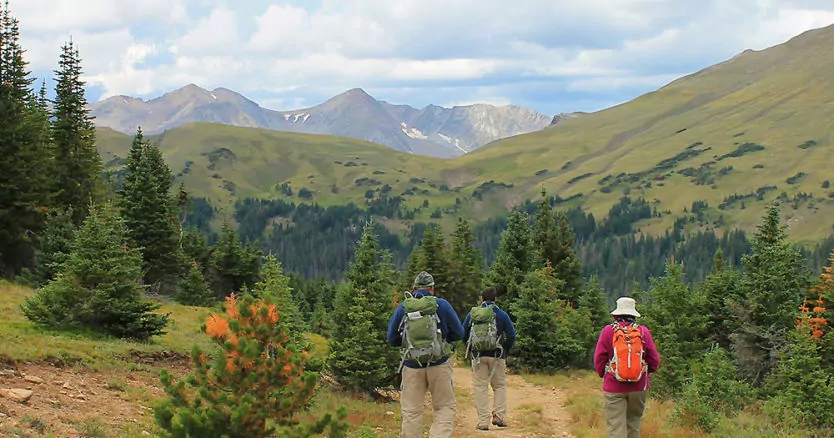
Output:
top-left (154, 292), bottom-right (348, 438)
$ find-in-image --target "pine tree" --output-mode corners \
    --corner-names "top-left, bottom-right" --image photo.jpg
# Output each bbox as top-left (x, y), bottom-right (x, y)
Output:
top-left (763, 325), bottom-right (834, 429)
top-left (182, 226), bottom-right (210, 269)
top-left (328, 283), bottom-right (395, 393)
top-left (176, 262), bottom-right (216, 307)
top-left (118, 130), bottom-right (183, 292)
top-left (416, 224), bottom-right (452, 296)
top-left (328, 221), bottom-right (399, 392)
top-left (21, 202), bottom-right (170, 340)
top-left (399, 243), bottom-right (422, 292)
top-left (700, 250), bottom-right (743, 349)
top-left (639, 262), bottom-right (710, 398)
top-left (553, 211), bottom-right (584, 306)
top-left (511, 266), bottom-right (590, 372)
top-left (447, 217), bottom-right (484, 319)
top-left (487, 209), bottom-right (535, 314)
top-left (731, 204), bottom-right (811, 383)
top-left (0, 3), bottom-right (52, 276)
top-left (533, 188), bottom-right (559, 267)
top-left (154, 293), bottom-right (349, 438)
top-left (51, 39), bottom-right (102, 225)
top-left (533, 188), bottom-right (583, 306)
top-left (17, 207), bottom-right (75, 287)
top-left (250, 254), bottom-right (306, 348)
top-left (578, 275), bottom-right (610, 329)
top-left (208, 220), bottom-right (262, 296)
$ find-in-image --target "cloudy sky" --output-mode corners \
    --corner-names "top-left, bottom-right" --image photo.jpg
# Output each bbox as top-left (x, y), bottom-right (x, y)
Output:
top-left (14, 0), bottom-right (834, 115)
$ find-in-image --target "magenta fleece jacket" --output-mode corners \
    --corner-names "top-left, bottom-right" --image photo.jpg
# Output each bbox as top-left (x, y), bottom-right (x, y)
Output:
top-left (593, 324), bottom-right (661, 393)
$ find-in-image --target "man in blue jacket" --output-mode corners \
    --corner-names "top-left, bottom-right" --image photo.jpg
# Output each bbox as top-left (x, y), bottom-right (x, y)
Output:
top-left (462, 286), bottom-right (516, 430)
top-left (387, 271), bottom-right (464, 438)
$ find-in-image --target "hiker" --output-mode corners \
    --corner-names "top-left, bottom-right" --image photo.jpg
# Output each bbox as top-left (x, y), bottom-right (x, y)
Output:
top-left (593, 297), bottom-right (660, 438)
top-left (387, 271), bottom-right (465, 438)
top-left (462, 286), bottom-right (516, 431)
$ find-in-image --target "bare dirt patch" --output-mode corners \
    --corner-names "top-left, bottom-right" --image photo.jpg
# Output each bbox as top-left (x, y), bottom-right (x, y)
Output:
top-left (451, 365), bottom-right (575, 437)
top-left (0, 363), bottom-right (181, 437)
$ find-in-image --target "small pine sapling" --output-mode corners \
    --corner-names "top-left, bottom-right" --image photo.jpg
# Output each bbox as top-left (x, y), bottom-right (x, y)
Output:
top-left (154, 293), bottom-right (349, 438)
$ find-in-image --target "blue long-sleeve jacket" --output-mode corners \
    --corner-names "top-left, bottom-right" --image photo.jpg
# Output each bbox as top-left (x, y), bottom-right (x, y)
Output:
top-left (387, 288), bottom-right (465, 368)
top-left (462, 301), bottom-right (516, 359)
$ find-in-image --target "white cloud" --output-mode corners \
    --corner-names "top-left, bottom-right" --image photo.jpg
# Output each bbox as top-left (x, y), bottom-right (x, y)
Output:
top-left (87, 44), bottom-right (161, 98)
top-left (11, 0), bottom-right (834, 115)
top-left (173, 7), bottom-right (240, 56)
top-left (14, 0), bottom-right (188, 34)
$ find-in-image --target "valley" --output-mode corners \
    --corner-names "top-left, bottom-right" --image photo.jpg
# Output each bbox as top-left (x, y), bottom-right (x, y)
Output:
top-left (97, 23), bottom-right (834, 243)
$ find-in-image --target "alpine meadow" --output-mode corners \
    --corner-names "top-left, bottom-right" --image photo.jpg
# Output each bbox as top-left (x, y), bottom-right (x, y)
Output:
top-left (2, 1), bottom-right (834, 437)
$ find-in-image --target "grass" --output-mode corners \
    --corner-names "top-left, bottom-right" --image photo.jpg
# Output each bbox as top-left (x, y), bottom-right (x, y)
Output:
top-left (0, 282), bottom-right (404, 437)
top-left (524, 370), bottom-right (817, 438)
top-left (95, 25), bottom-right (834, 242)
top-left (0, 280), bottom-right (218, 371)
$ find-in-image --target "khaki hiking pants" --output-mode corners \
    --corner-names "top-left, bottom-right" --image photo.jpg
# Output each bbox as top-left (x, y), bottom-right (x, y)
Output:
top-left (400, 360), bottom-right (456, 438)
top-left (471, 356), bottom-right (507, 428)
top-left (603, 391), bottom-right (647, 438)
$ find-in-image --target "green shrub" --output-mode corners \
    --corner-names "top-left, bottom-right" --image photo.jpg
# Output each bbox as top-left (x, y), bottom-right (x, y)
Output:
top-left (673, 345), bottom-right (754, 432)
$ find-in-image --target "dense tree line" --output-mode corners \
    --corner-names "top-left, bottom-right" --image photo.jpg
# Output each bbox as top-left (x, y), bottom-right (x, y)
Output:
top-left (217, 193), bottom-right (834, 300)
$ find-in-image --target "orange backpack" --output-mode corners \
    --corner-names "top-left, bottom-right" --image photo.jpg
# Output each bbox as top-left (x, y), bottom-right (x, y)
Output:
top-left (607, 321), bottom-right (648, 382)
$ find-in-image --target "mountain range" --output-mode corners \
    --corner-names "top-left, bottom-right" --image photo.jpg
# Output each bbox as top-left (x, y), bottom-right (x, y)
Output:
top-left (88, 86), bottom-right (559, 158)
top-left (95, 23), bottom-right (834, 243)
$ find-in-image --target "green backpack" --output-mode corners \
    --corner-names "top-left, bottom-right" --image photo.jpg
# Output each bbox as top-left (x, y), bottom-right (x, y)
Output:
top-left (399, 293), bottom-right (450, 367)
top-left (466, 304), bottom-right (503, 357)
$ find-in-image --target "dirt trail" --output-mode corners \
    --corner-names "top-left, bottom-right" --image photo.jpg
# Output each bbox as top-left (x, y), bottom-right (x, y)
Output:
top-left (451, 365), bottom-right (574, 437)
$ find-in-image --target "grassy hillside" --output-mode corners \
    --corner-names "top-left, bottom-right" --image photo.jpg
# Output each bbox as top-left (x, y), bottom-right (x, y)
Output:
top-left (97, 124), bottom-right (444, 212)
top-left (457, 24), bottom-right (834, 242)
top-left (96, 24), bottom-right (834, 242)
top-left (0, 281), bottom-right (814, 437)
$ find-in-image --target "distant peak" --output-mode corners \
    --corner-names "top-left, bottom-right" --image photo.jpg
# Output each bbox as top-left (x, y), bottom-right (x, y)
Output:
top-left (343, 87), bottom-right (369, 96)
top-left (169, 83), bottom-right (209, 95)
top-left (325, 87), bottom-right (377, 105)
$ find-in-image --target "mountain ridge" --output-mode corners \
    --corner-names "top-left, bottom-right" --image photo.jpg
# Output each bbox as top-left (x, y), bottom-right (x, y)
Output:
top-left (88, 85), bottom-right (556, 158)
top-left (93, 23), bottom-right (834, 242)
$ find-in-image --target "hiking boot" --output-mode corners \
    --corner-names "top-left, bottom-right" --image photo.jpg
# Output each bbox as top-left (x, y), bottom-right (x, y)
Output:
top-left (475, 425), bottom-right (489, 431)
top-left (492, 413), bottom-right (508, 428)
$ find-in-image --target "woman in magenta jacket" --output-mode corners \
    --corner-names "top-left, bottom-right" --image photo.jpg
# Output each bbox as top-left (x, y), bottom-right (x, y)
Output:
top-left (593, 297), bottom-right (661, 438)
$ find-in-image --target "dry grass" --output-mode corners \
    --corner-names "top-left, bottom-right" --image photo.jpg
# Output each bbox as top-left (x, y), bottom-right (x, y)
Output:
top-left (523, 369), bottom-right (816, 438)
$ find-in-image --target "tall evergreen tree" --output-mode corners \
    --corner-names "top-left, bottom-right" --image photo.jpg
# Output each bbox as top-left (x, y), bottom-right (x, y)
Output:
top-left (0, 3), bottom-right (52, 276)
top-left (208, 220), bottom-right (262, 296)
top-left (250, 254), bottom-right (306, 347)
top-left (329, 221), bottom-right (399, 392)
top-left (17, 207), bottom-right (75, 287)
top-left (534, 188), bottom-right (559, 268)
top-left (118, 130), bottom-right (183, 292)
top-left (553, 211), bottom-right (584, 305)
top-left (700, 250), bottom-right (743, 349)
top-left (512, 266), bottom-right (590, 372)
top-left (639, 262), bottom-right (710, 399)
top-left (51, 39), bottom-right (102, 225)
top-left (487, 209), bottom-right (535, 314)
top-left (578, 275), bottom-right (610, 329)
top-left (399, 243), bottom-right (421, 292)
top-left (533, 188), bottom-right (583, 306)
top-left (447, 216), bottom-right (484, 318)
top-left (21, 201), bottom-right (170, 340)
top-left (731, 204), bottom-right (811, 383)
top-left (416, 224), bottom-right (452, 296)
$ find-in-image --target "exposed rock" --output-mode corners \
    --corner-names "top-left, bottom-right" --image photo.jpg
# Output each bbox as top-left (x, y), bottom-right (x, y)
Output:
top-left (23, 374), bottom-right (44, 384)
top-left (0, 388), bottom-right (33, 404)
top-left (88, 86), bottom-right (554, 158)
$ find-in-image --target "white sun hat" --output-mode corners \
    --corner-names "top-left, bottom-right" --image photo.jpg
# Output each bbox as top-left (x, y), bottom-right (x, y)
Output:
top-left (610, 297), bottom-right (641, 317)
